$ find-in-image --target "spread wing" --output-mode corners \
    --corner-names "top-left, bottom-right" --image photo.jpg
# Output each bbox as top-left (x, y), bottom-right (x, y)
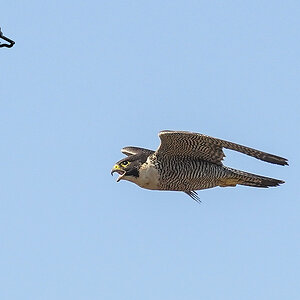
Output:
top-left (121, 146), bottom-right (154, 157)
top-left (155, 130), bottom-right (288, 166)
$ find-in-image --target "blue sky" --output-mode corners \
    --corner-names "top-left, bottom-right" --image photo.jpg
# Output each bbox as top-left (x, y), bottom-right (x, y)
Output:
top-left (1, 1), bottom-right (299, 299)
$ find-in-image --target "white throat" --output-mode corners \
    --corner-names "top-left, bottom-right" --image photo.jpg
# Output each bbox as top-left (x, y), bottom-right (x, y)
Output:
top-left (123, 157), bottom-right (160, 190)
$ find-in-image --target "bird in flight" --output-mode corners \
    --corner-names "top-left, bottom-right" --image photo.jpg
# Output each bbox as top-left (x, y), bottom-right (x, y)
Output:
top-left (111, 130), bottom-right (288, 202)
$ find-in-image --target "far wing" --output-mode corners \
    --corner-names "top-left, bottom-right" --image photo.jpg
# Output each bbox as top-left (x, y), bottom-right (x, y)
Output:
top-left (155, 130), bottom-right (288, 166)
top-left (121, 146), bottom-right (154, 157)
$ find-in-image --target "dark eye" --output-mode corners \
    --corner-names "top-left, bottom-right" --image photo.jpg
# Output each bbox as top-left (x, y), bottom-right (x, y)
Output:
top-left (122, 161), bottom-right (128, 166)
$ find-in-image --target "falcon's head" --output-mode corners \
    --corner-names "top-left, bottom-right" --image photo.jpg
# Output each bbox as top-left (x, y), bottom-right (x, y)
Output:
top-left (111, 154), bottom-right (144, 183)
top-left (111, 146), bottom-right (156, 187)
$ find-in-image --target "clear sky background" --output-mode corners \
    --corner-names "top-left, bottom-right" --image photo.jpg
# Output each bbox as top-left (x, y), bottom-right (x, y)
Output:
top-left (1, 1), bottom-right (299, 299)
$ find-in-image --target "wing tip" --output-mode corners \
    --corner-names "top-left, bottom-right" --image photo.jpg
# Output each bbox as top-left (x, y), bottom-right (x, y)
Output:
top-left (121, 146), bottom-right (155, 156)
top-left (266, 156), bottom-right (289, 166)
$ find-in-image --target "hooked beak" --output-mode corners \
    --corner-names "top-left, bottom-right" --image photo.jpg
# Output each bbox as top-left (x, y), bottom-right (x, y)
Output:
top-left (111, 165), bottom-right (126, 182)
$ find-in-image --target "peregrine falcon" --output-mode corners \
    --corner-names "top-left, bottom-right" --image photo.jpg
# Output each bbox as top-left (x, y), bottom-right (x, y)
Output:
top-left (111, 130), bottom-right (288, 202)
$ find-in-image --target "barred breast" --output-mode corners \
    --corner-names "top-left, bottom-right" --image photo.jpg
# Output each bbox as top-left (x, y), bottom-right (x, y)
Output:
top-left (155, 156), bottom-right (233, 191)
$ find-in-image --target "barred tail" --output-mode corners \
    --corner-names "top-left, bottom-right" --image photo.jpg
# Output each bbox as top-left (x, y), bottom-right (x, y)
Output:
top-left (239, 174), bottom-right (284, 188)
top-left (221, 167), bottom-right (285, 188)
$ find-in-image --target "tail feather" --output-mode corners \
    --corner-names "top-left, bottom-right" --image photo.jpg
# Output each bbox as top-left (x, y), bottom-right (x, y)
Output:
top-left (226, 168), bottom-right (285, 188)
top-left (240, 176), bottom-right (284, 188)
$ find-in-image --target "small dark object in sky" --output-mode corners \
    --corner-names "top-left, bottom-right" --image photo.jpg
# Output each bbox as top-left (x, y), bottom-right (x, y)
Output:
top-left (0, 27), bottom-right (15, 48)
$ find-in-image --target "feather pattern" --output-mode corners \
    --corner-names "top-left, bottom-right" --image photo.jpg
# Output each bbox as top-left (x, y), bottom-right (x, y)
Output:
top-left (113, 130), bottom-right (287, 203)
top-left (156, 130), bottom-right (288, 166)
